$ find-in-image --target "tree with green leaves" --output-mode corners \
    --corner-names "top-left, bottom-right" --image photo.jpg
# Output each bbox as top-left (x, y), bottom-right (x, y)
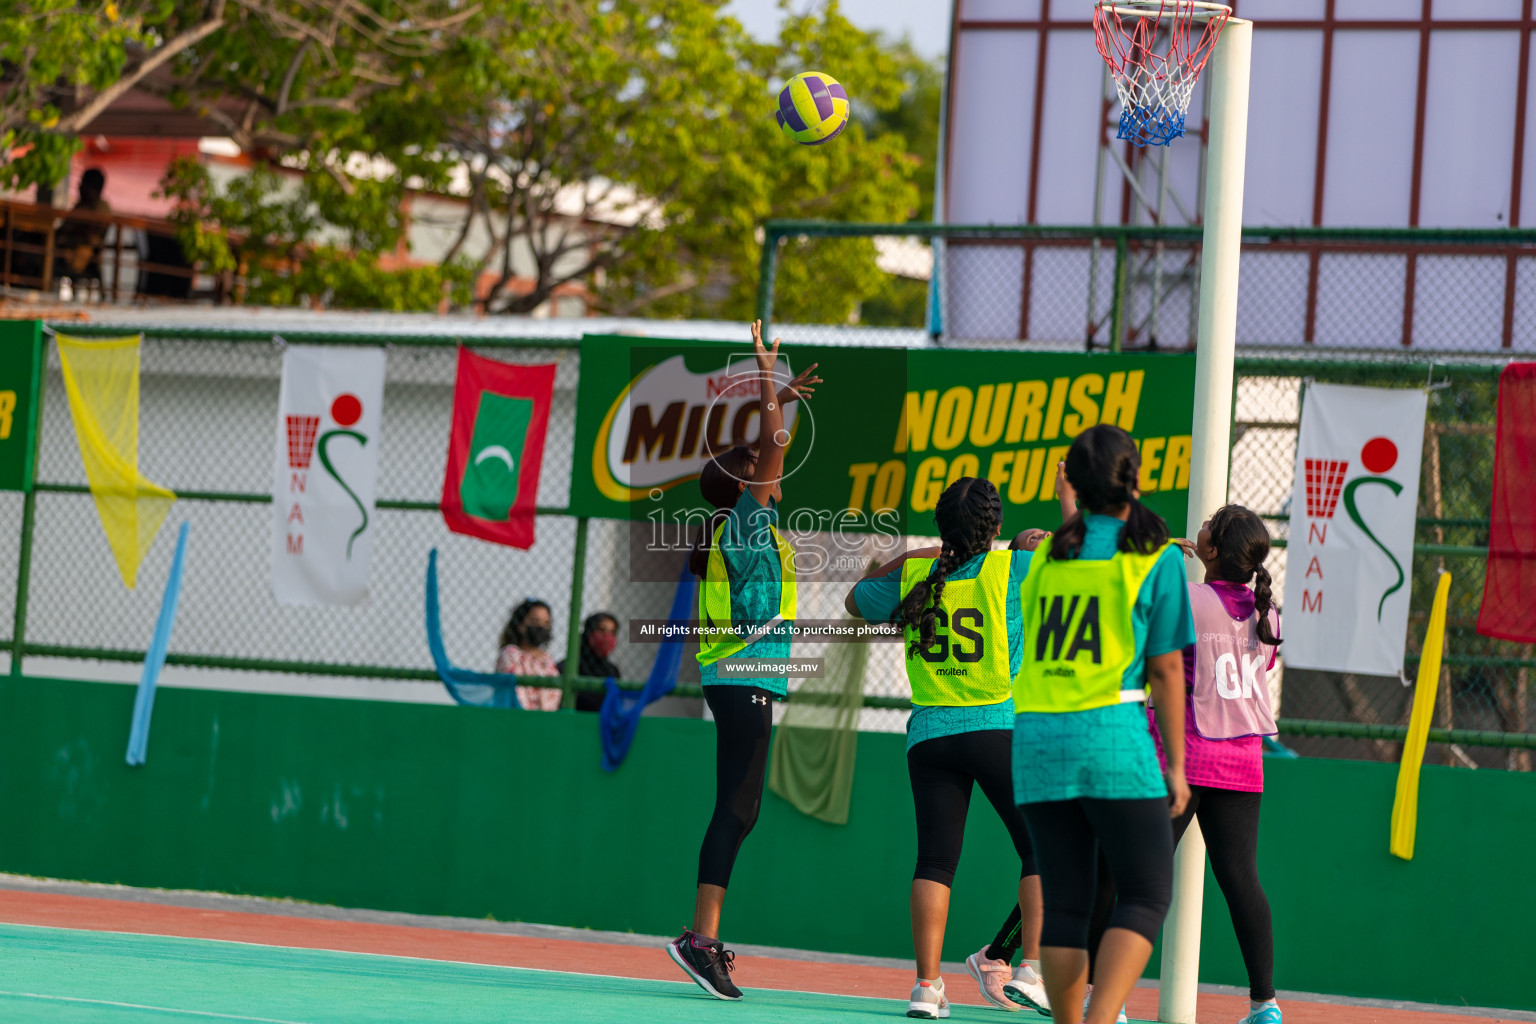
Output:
top-left (8, 0), bottom-right (937, 317)
top-left (1, 0), bottom-right (479, 193)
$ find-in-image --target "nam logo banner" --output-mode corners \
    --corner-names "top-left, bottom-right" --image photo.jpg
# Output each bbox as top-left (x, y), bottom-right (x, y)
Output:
top-left (272, 345), bottom-right (385, 606)
top-left (1283, 383), bottom-right (1427, 676)
top-left (570, 336), bottom-right (1195, 538)
top-left (440, 347), bottom-right (557, 549)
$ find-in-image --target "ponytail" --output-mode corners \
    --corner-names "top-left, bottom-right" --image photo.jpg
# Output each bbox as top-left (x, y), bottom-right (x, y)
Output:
top-left (1252, 563), bottom-right (1282, 647)
top-left (899, 477), bottom-right (1003, 658)
top-left (1120, 498), bottom-right (1170, 556)
top-left (1051, 511), bottom-right (1087, 560)
top-left (1204, 503), bottom-right (1282, 648)
top-left (900, 545), bottom-right (964, 658)
top-left (1048, 424), bottom-right (1169, 560)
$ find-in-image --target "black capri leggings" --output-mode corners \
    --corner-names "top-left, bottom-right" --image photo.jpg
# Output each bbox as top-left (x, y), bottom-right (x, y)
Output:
top-left (908, 730), bottom-right (1037, 887)
top-left (1021, 797), bottom-right (1173, 947)
top-left (696, 685), bottom-right (775, 889)
top-left (1087, 786), bottom-right (1275, 1001)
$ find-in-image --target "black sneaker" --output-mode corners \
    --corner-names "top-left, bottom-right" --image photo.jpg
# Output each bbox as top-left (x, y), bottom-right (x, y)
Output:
top-left (666, 929), bottom-right (743, 1000)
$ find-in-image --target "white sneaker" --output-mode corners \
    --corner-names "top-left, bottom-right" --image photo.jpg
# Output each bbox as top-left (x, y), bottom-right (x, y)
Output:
top-left (965, 948), bottom-right (1019, 1011)
top-left (1002, 962), bottom-right (1051, 1015)
top-left (907, 978), bottom-right (950, 1019)
top-left (1082, 986), bottom-right (1128, 1024)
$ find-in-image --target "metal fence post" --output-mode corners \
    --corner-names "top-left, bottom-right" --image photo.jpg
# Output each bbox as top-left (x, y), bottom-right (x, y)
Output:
top-left (755, 228), bottom-right (781, 328)
top-left (1109, 232), bottom-right (1129, 354)
top-left (560, 516), bottom-right (590, 710)
top-left (9, 320), bottom-right (44, 679)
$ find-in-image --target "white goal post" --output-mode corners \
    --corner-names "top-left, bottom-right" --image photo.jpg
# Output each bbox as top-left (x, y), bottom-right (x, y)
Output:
top-left (1163, 13), bottom-right (1254, 1024)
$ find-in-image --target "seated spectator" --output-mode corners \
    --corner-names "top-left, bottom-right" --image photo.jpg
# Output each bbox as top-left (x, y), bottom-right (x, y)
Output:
top-left (495, 598), bottom-right (561, 711)
top-left (557, 612), bottom-right (622, 713)
top-left (55, 169), bottom-right (112, 282)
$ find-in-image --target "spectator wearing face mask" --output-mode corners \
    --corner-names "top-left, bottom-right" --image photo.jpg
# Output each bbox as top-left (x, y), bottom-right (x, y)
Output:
top-left (496, 598), bottom-right (561, 711)
top-left (557, 612), bottom-right (622, 713)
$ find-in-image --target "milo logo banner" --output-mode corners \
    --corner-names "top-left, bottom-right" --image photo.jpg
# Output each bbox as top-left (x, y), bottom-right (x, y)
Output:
top-left (570, 336), bottom-right (1196, 544)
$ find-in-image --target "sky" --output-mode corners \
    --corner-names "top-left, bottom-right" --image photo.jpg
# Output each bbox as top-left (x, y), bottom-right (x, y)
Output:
top-left (724, 0), bottom-right (950, 60)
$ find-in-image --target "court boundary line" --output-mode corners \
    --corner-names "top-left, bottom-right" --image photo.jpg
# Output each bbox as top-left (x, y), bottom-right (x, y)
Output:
top-left (0, 990), bottom-right (316, 1024)
top-left (0, 921), bottom-right (903, 1008)
top-left (3, 876), bottom-right (1532, 1022)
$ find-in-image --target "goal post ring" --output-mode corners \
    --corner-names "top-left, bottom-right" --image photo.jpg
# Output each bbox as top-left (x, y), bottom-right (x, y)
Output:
top-left (1093, 0), bottom-right (1239, 147)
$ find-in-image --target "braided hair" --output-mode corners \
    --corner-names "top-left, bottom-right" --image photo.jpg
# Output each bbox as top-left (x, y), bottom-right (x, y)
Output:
top-left (1205, 504), bottom-right (1282, 646)
top-left (1049, 424), bottom-right (1169, 561)
top-left (899, 477), bottom-right (1003, 658)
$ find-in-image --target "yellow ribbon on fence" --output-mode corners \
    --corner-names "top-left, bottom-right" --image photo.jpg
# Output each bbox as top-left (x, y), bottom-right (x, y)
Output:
top-left (1390, 570), bottom-right (1452, 861)
top-left (55, 334), bottom-right (176, 589)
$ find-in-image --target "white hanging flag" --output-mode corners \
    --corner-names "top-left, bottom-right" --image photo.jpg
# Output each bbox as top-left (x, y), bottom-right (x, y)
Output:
top-left (272, 345), bottom-right (386, 605)
top-left (1283, 383), bottom-right (1426, 676)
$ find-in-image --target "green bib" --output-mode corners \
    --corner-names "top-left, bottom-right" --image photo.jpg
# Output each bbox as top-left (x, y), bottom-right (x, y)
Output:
top-left (1012, 536), bottom-right (1170, 713)
top-left (900, 550), bottom-right (1014, 707)
top-left (696, 518), bottom-right (797, 667)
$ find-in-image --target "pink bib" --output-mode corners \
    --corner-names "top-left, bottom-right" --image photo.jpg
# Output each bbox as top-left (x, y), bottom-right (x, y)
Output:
top-left (1189, 583), bottom-right (1278, 740)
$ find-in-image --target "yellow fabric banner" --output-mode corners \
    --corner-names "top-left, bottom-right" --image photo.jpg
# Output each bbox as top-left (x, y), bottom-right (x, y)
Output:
top-left (56, 334), bottom-right (176, 588)
top-left (1390, 570), bottom-right (1452, 861)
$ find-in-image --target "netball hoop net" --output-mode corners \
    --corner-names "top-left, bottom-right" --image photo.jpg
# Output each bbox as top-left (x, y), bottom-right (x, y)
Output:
top-left (1094, 1), bottom-right (1232, 147)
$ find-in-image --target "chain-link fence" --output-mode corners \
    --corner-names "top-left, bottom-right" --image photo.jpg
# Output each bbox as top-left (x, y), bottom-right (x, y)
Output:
top-left (9, 297), bottom-right (1534, 763)
top-left (757, 221), bottom-right (1536, 767)
top-left (3, 324), bottom-right (922, 733)
top-left (1232, 360), bottom-right (1533, 771)
top-left (757, 222), bottom-right (1536, 355)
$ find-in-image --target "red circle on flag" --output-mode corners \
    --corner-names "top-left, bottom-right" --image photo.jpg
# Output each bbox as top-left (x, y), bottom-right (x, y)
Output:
top-left (1361, 436), bottom-right (1397, 474)
top-left (331, 394), bottom-right (362, 427)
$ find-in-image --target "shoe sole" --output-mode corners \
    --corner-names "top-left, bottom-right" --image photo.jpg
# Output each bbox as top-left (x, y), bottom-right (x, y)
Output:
top-left (906, 1006), bottom-right (950, 1019)
top-left (666, 941), bottom-right (742, 1001)
top-left (964, 958), bottom-right (1021, 1012)
top-left (1002, 986), bottom-right (1051, 1016)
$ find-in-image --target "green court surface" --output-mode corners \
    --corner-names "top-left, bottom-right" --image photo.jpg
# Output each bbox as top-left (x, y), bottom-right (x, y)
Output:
top-left (1, 923), bottom-right (1054, 1024)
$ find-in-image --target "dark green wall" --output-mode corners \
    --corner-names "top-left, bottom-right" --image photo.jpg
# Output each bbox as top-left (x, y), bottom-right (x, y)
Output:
top-left (1, 677), bottom-right (1531, 1012)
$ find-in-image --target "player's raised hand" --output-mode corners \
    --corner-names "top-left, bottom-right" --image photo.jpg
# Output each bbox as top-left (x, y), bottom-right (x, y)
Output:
top-left (777, 362), bottom-right (822, 405)
top-left (750, 319), bottom-right (780, 376)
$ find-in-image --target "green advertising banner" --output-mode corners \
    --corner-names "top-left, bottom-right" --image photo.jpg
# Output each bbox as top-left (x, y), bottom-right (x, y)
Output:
top-left (0, 320), bottom-right (43, 493)
top-left (570, 335), bottom-right (1197, 538)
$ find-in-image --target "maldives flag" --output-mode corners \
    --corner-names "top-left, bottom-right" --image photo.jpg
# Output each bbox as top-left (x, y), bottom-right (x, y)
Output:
top-left (440, 348), bottom-right (557, 549)
top-left (1477, 363), bottom-right (1536, 642)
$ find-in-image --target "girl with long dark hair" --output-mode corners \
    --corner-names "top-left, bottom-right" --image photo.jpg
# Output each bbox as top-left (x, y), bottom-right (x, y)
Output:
top-left (1011, 425), bottom-right (1195, 1024)
top-left (666, 321), bottom-right (820, 1002)
top-left (844, 477), bottom-right (1055, 1019)
top-left (1141, 505), bottom-right (1284, 1023)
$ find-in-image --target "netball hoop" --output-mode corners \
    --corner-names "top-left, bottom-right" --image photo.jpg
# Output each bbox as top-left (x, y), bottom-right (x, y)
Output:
top-left (1094, 1), bottom-right (1232, 147)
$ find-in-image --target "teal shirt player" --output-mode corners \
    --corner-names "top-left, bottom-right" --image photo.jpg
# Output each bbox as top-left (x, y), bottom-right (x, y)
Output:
top-left (700, 488), bottom-right (793, 698)
top-left (853, 548), bottom-right (1032, 751)
top-left (1012, 514), bottom-right (1196, 804)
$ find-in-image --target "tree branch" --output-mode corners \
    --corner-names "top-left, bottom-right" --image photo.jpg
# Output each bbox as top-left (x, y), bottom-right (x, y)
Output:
top-left (55, 2), bottom-right (230, 135)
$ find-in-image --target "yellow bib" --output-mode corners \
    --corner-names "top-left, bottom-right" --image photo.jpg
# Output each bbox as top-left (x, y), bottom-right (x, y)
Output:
top-left (697, 517), bottom-right (797, 667)
top-left (900, 550), bottom-right (1014, 706)
top-left (1012, 536), bottom-right (1169, 713)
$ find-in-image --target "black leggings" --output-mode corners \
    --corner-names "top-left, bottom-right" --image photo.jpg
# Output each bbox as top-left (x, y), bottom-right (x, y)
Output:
top-left (696, 686), bottom-right (774, 889)
top-left (908, 730), bottom-right (1037, 886)
top-left (1087, 786), bottom-right (1275, 1001)
top-left (1021, 797), bottom-right (1173, 947)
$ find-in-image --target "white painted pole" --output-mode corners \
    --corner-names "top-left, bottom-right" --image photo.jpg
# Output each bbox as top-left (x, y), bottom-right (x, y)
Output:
top-left (1159, 16), bottom-right (1252, 1024)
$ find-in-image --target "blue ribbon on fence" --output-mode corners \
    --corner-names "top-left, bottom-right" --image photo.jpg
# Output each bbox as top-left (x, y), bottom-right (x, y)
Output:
top-left (126, 521), bottom-right (190, 767)
top-left (425, 549), bottom-right (521, 709)
top-left (598, 558), bottom-right (696, 772)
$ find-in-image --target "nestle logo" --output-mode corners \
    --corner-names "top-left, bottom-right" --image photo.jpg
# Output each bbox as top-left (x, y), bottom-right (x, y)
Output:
top-left (705, 374), bottom-right (759, 400)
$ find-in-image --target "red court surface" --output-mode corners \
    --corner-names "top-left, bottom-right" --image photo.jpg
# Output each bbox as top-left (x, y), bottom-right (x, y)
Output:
top-left (0, 885), bottom-right (1522, 1024)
